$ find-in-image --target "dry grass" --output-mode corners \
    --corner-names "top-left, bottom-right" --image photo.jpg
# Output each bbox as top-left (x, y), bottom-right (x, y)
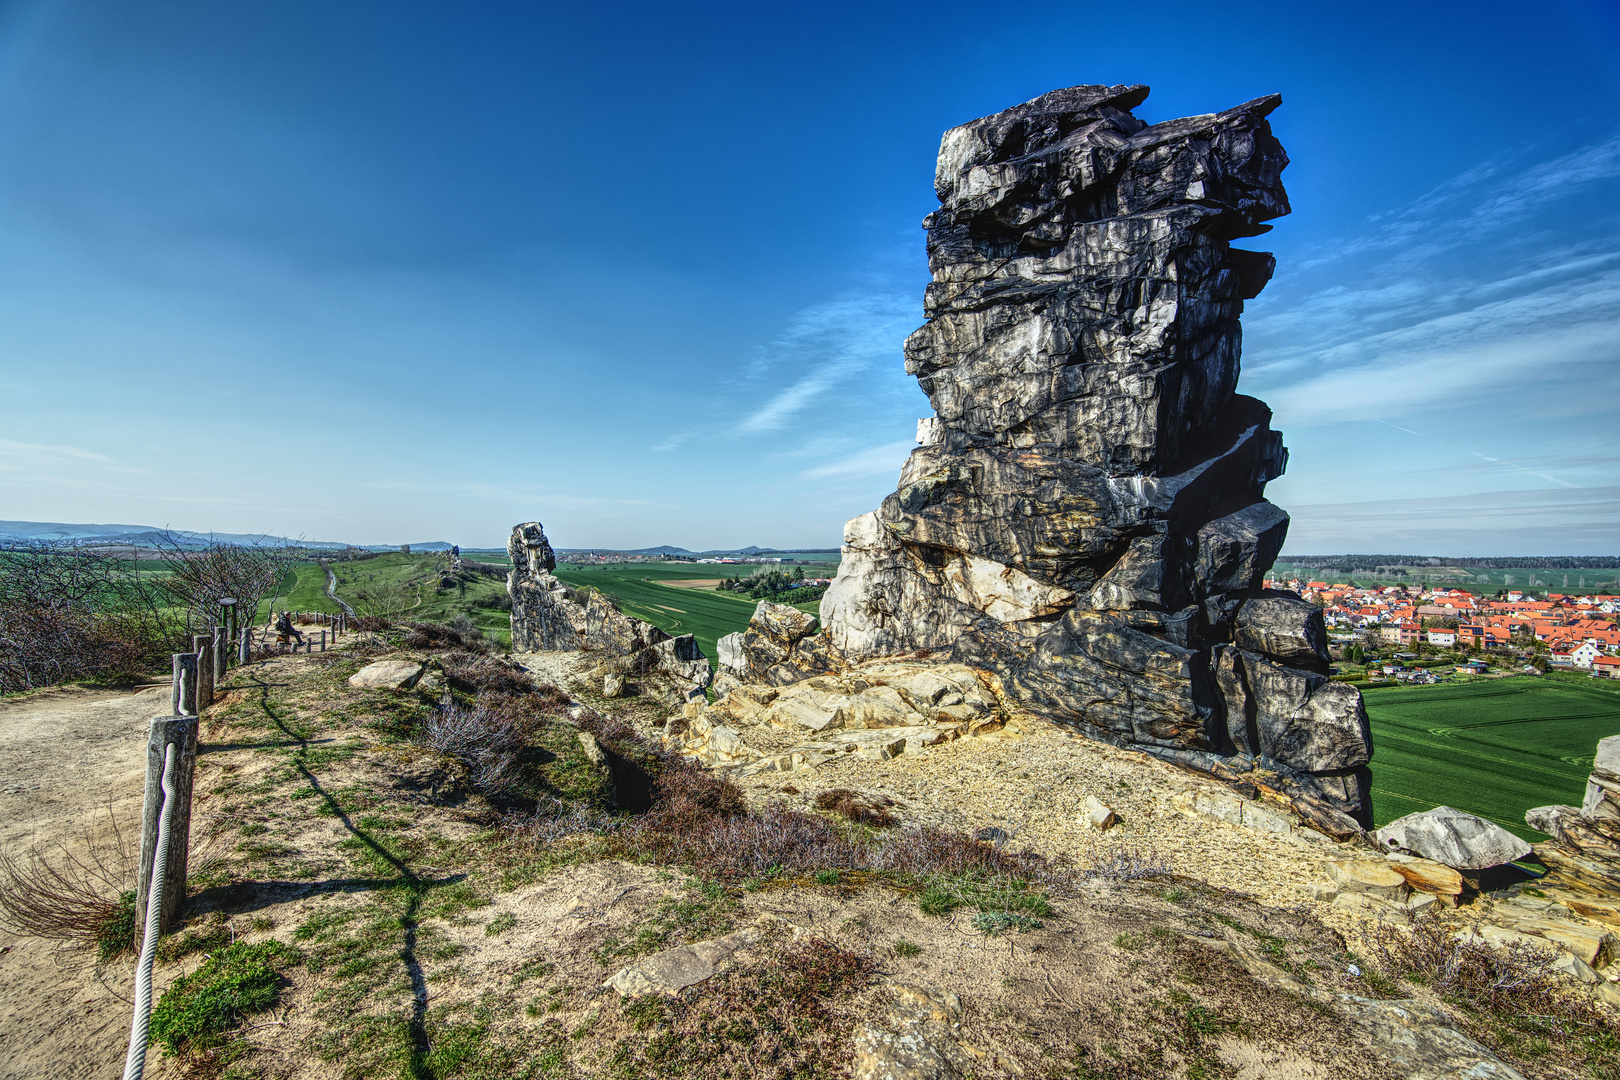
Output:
top-left (1371, 916), bottom-right (1620, 1077)
top-left (0, 810), bottom-right (137, 957)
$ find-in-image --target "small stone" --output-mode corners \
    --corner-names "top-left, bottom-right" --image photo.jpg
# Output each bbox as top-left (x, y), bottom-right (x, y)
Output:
top-left (1084, 795), bottom-right (1118, 830)
top-left (603, 673), bottom-right (624, 698)
top-left (1548, 950), bottom-right (1600, 986)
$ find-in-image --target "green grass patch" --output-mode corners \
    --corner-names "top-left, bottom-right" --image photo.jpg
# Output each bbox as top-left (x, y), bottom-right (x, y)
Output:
top-left (149, 940), bottom-right (300, 1058)
top-left (1364, 678), bottom-right (1620, 839)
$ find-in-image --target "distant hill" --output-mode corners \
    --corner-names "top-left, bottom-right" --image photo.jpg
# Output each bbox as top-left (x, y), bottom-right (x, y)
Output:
top-left (0, 520), bottom-right (350, 549)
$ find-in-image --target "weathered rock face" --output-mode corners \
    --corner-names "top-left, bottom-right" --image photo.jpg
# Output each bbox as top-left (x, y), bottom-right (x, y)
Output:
top-left (506, 522), bottom-right (711, 698)
top-left (808, 84), bottom-right (1372, 827)
top-left (1527, 734), bottom-right (1620, 894)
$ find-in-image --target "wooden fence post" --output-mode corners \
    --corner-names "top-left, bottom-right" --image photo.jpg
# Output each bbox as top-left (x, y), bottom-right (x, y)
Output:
top-left (192, 635), bottom-right (214, 710)
top-left (213, 626), bottom-right (227, 681)
top-left (320, 630), bottom-right (327, 652)
top-left (171, 653), bottom-right (198, 716)
top-left (135, 715), bottom-right (198, 937)
top-left (238, 627), bottom-right (251, 665)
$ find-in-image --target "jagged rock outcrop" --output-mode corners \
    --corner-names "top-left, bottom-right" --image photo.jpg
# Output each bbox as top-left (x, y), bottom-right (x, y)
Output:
top-left (507, 522), bottom-right (711, 699)
top-left (738, 85), bottom-right (1372, 829)
top-left (1527, 734), bottom-right (1620, 894)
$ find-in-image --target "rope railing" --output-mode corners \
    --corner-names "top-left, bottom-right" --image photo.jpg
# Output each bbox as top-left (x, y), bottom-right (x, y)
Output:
top-left (120, 740), bottom-right (177, 1080)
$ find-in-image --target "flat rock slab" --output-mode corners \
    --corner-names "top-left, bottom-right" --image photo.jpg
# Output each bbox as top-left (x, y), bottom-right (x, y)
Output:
top-left (1374, 806), bottom-right (1531, 870)
top-left (603, 927), bottom-right (762, 996)
top-left (1333, 995), bottom-right (1527, 1080)
top-left (348, 660), bottom-right (426, 690)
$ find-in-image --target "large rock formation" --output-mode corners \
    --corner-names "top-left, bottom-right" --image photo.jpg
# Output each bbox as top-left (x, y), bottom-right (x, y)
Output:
top-left (507, 522), bottom-right (711, 699)
top-left (753, 85), bottom-right (1371, 831)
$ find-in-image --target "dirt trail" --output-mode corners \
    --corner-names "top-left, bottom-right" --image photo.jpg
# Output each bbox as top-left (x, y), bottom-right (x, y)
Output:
top-left (0, 685), bottom-right (174, 1080)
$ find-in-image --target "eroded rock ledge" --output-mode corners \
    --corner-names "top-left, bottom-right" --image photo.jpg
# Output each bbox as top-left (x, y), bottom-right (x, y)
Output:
top-left (731, 85), bottom-right (1374, 835)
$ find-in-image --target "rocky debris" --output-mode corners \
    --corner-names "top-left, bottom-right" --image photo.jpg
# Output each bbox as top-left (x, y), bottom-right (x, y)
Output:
top-left (1526, 733), bottom-right (1620, 894)
top-left (664, 642), bottom-right (1013, 776)
top-left (1166, 782), bottom-right (1355, 845)
top-left (602, 926), bottom-right (763, 996)
top-left (768, 85), bottom-right (1377, 828)
top-left (506, 521), bottom-right (711, 699)
top-left (1374, 807), bottom-right (1532, 870)
top-left (348, 659), bottom-right (427, 690)
top-left (852, 984), bottom-right (975, 1080)
top-left (1082, 795), bottom-right (1117, 830)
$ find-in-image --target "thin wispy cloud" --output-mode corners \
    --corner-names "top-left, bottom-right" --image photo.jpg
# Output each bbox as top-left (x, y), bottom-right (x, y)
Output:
top-left (798, 440), bottom-right (914, 481)
top-left (735, 291), bottom-right (916, 434)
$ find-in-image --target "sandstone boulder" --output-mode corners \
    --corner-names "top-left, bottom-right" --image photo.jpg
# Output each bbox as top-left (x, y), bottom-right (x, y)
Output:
top-left (348, 660), bottom-right (426, 690)
top-left (1374, 807), bottom-right (1532, 870)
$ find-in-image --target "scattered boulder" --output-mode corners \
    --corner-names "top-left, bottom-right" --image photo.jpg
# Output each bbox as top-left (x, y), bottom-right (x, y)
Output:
top-left (1383, 854), bottom-right (1464, 898)
top-left (602, 673), bottom-right (624, 698)
top-left (1325, 859), bottom-right (1410, 903)
top-left (1083, 796), bottom-right (1117, 831)
top-left (1374, 806), bottom-right (1531, 870)
top-left (348, 659), bottom-right (427, 690)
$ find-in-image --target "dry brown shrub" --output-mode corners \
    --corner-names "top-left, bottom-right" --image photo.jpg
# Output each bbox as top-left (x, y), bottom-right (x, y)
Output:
top-left (813, 788), bottom-right (899, 828)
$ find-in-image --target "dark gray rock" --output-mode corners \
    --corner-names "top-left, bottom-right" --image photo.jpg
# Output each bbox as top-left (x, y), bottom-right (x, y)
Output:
top-left (812, 84), bottom-right (1371, 825)
top-left (1233, 594), bottom-right (1330, 671)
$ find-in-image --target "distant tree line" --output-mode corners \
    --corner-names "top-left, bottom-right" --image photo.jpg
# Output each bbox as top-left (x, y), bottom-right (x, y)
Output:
top-left (716, 567), bottom-right (827, 604)
top-left (1281, 555), bottom-right (1620, 571)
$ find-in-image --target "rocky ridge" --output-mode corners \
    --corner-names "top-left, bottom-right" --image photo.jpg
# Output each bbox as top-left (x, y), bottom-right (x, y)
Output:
top-left (712, 84), bottom-right (1373, 835)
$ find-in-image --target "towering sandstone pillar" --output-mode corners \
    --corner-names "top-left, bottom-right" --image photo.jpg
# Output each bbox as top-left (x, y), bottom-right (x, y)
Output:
top-left (819, 85), bottom-right (1373, 828)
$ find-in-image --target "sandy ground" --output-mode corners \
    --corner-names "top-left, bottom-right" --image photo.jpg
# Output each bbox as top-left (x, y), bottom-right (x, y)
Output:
top-left (0, 684), bottom-right (175, 1080)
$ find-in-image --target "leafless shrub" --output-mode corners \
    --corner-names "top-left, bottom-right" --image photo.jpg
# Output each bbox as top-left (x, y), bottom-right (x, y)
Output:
top-left (400, 620), bottom-right (490, 653)
top-left (813, 788), bottom-right (899, 828)
top-left (146, 533), bottom-right (298, 636)
top-left (0, 541), bottom-right (184, 692)
top-left (0, 811), bottom-right (137, 955)
top-left (1083, 848), bottom-right (1173, 883)
top-left (423, 704), bottom-right (526, 797)
top-left (505, 797), bottom-right (623, 845)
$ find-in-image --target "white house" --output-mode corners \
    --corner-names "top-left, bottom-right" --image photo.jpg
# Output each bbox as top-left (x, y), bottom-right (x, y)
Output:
top-left (1572, 641), bottom-right (1602, 669)
top-left (1426, 629), bottom-right (1456, 647)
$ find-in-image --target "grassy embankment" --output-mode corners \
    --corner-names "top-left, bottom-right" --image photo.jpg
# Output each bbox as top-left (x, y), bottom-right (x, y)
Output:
top-left (550, 563), bottom-right (831, 668)
top-left (1363, 675), bottom-right (1620, 841)
top-left (268, 553), bottom-right (514, 646)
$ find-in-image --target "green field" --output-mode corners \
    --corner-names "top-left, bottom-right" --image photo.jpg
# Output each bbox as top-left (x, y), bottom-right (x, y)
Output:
top-left (550, 563), bottom-right (823, 668)
top-left (1363, 677), bottom-right (1620, 841)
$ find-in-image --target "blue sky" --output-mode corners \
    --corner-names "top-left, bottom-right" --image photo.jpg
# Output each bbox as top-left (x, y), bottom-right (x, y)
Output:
top-left (0, 1), bottom-right (1616, 554)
